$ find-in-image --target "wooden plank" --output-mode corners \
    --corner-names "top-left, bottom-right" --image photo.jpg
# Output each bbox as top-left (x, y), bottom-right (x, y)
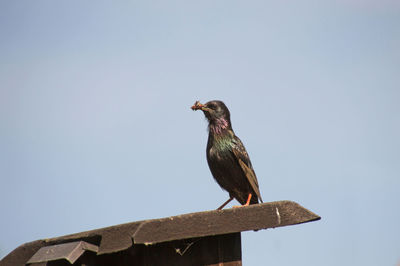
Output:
top-left (133, 200), bottom-right (320, 244)
top-left (26, 241), bottom-right (98, 264)
top-left (1, 200), bottom-right (320, 266)
top-left (0, 240), bottom-right (45, 266)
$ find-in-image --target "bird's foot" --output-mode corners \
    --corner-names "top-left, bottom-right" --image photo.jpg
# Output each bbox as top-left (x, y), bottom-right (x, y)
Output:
top-left (232, 194), bottom-right (252, 209)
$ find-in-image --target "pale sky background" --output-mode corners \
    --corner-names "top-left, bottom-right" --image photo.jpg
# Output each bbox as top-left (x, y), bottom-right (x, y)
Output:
top-left (1, 1), bottom-right (399, 265)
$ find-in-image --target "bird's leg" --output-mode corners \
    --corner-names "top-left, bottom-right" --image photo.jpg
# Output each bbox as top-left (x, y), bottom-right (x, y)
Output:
top-left (233, 193), bottom-right (253, 208)
top-left (244, 193), bottom-right (252, 206)
top-left (217, 196), bottom-right (234, 210)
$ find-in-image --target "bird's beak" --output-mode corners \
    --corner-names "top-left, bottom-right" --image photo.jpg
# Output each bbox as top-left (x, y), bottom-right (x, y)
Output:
top-left (191, 101), bottom-right (205, 111)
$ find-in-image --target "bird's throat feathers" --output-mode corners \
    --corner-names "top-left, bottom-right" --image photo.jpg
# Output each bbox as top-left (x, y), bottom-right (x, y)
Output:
top-left (208, 117), bottom-right (231, 135)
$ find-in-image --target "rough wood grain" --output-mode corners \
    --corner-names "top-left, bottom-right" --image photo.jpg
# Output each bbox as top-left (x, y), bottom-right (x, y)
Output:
top-left (133, 200), bottom-right (320, 244)
top-left (0, 200), bottom-right (320, 266)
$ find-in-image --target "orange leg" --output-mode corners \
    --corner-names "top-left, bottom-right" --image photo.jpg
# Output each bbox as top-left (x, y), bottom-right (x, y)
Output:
top-left (244, 193), bottom-right (252, 206)
top-left (232, 193), bottom-right (253, 208)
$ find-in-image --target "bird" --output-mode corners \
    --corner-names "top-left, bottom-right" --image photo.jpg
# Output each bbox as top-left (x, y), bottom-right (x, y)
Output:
top-left (191, 100), bottom-right (263, 210)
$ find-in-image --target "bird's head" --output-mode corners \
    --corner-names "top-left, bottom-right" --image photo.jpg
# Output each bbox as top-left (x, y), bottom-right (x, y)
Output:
top-left (191, 100), bottom-right (232, 131)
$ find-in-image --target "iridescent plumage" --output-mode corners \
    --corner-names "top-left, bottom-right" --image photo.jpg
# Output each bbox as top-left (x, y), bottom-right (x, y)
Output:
top-left (192, 100), bottom-right (263, 209)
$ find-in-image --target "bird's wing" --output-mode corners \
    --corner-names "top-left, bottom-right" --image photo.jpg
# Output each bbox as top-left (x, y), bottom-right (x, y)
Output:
top-left (231, 136), bottom-right (263, 203)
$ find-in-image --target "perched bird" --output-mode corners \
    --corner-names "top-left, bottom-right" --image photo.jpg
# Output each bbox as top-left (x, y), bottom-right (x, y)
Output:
top-left (191, 100), bottom-right (263, 210)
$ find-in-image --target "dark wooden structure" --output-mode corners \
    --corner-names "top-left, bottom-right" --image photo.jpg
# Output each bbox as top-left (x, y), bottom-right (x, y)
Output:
top-left (1, 200), bottom-right (320, 266)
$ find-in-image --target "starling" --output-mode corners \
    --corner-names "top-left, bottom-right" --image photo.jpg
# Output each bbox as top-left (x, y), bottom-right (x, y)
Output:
top-left (191, 100), bottom-right (263, 210)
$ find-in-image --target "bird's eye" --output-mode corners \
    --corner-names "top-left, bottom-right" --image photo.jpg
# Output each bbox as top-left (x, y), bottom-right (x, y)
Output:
top-left (207, 104), bottom-right (216, 110)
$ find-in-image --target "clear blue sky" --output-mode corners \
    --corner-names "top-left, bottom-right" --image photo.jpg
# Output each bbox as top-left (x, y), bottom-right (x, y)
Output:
top-left (1, 1), bottom-right (399, 265)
